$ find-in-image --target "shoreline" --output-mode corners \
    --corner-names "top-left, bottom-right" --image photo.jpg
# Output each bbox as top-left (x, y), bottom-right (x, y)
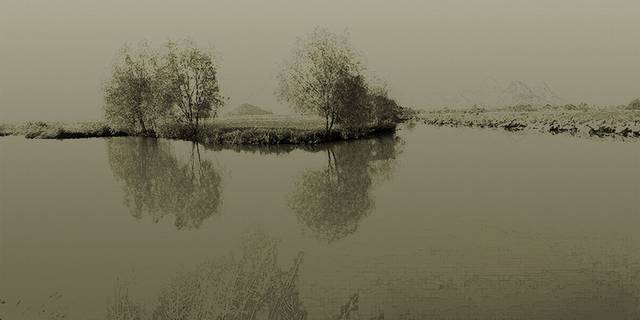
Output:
top-left (0, 118), bottom-right (398, 145)
top-left (415, 107), bottom-right (640, 140)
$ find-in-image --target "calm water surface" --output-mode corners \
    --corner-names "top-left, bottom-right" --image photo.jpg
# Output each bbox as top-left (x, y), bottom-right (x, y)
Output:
top-left (1, 125), bottom-right (639, 319)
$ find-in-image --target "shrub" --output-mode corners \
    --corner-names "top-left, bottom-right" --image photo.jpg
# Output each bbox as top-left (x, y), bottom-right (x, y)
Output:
top-left (506, 104), bottom-right (537, 112)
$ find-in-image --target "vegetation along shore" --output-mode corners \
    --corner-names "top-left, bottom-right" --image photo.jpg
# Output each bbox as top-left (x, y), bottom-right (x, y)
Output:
top-left (0, 115), bottom-right (399, 145)
top-left (2, 26), bottom-right (637, 144)
top-left (416, 101), bottom-right (640, 140)
top-left (1, 28), bottom-right (407, 145)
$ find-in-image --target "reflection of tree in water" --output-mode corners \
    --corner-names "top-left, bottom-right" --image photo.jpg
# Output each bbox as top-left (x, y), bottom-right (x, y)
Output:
top-left (107, 138), bottom-right (222, 230)
top-left (106, 232), bottom-right (361, 320)
top-left (107, 231), bottom-right (365, 320)
top-left (289, 135), bottom-right (403, 242)
top-left (153, 234), bottom-right (306, 320)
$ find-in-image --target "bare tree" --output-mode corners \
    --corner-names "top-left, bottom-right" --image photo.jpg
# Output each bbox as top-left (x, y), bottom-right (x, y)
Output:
top-left (104, 42), bottom-right (165, 134)
top-left (161, 39), bottom-right (225, 136)
top-left (277, 28), bottom-right (362, 133)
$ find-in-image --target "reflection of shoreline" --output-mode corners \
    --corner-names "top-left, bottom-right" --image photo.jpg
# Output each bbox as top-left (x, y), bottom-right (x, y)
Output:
top-left (289, 135), bottom-right (403, 242)
top-left (107, 137), bottom-right (223, 230)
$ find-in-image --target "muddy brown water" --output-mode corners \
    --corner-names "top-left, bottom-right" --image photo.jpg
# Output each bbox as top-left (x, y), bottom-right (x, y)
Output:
top-left (1, 125), bottom-right (639, 319)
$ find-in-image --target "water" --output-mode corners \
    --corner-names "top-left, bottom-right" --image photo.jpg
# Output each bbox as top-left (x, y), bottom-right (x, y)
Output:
top-left (1, 125), bottom-right (639, 319)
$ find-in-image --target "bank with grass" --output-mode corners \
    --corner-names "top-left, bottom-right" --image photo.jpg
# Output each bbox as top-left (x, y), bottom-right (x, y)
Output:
top-left (0, 115), bottom-right (400, 145)
top-left (416, 105), bottom-right (640, 139)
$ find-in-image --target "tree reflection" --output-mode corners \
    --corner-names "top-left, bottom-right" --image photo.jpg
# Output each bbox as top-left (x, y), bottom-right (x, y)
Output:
top-left (107, 232), bottom-right (316, 320)
top-left (289, 135), bottom-right (402, 242)
top-left (107, 138), bottom-right (223, 230)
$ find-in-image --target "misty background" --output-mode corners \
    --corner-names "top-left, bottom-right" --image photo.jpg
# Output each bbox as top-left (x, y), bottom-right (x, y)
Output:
top-left (1, 0), bottom-right (638, 122)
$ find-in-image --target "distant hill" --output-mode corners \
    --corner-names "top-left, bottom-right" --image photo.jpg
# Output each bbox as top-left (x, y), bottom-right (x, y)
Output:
top-left (496, 81), bottom-right (565, 106)
top-left (226, 103), bottom-right (273, 116)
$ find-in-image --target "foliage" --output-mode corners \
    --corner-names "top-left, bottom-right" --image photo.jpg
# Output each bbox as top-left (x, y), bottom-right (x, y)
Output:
top-left (467, 105), bottom-right (487, 114)
top-left (368, 86), bottom-right (404, 125)
top-left (5, 117), bottom-right (397, 144)
top-left (419, 107), bottom-right (640, 139)
top-left (503, 104), bottom-right (538, 112)
top-left (333, 72), bottom-right (372, 129)
top-left (103, 39), bottom-right (224, 137)
top-left (277, 28), bottom-right (363, 132)
top-left (104, 42), bottom-right (166, 134)
top-left (277, 28), bottom-right (404, 132)
top-left (0, 123), bottom-right (15, 136)
top-left (157, 121), bottom-right (396, 146)
top-left (161, 39), bottom-right (225, 136)
top-left (18, 121), bottom-right (125, 139)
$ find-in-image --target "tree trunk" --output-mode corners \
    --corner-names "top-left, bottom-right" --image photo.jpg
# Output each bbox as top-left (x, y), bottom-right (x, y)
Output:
top-left (329, 114), bottom-right (335, 132)
top-left (325, 114), bottom-right (330, 133)
top-left (138, 118), bottom-right (147, 135)
top-left (193, 116), bottom-right (200, 139)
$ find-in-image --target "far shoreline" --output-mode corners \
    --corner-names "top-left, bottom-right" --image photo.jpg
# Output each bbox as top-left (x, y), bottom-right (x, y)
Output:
top-left (414, 105), bottom-right (640, 140)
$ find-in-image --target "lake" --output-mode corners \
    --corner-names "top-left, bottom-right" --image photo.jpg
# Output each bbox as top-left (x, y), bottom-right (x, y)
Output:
top-left (1, 125), bottom-right (639, 319)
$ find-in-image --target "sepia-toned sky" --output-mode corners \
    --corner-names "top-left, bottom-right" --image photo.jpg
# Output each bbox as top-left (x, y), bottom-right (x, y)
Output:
top-left (1, 0), bottom-right (638, 121)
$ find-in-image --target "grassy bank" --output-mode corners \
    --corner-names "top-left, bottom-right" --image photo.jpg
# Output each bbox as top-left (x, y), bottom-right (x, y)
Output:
top-left (0, 115), bottom-right (398, 145)
top-left (416, 105), bottom-right (640, 139)
top-left (0, 121), bottom-right (128, 139)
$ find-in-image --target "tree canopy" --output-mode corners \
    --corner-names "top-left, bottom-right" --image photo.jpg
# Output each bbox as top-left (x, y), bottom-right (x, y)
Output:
top-left (278, 28), bottom-right (402, 132)
top-left (103, 39), bottom-right (224, 136)
top-left (104, 42), bottom-right (166, 134)
top-left (277, 28), bottom-right (364, 132)
top-left (162, 39), bottom-right (225, 135)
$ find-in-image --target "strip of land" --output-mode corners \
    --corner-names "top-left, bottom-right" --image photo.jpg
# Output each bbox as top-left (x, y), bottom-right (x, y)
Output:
top-left (0, 115), bottom-right (398, 145)
top-left (416, 105), bottom-right (640, 139)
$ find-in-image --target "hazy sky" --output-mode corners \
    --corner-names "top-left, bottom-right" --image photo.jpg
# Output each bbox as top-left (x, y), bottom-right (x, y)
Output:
top-left (1, 0), bottom-right (638, 121)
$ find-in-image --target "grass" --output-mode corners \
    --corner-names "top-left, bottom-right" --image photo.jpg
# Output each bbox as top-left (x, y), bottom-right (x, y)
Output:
top-left (0, 121), bottom-right (128, 139)
top-left (212, 114), bottom-right (325, 129)
top-left (0, 115), bottom-right (398, 145)
top-left (415, 105), bottom-right (640, 139)
top-left (159, 116), bottom-right (397, 145)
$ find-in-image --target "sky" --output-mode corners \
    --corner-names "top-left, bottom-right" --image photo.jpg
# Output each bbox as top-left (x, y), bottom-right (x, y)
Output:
top-left (1, 0), bottom-right (639, 122)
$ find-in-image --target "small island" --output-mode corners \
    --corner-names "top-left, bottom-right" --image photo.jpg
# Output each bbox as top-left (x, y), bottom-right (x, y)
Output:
top-left (0, 29), bottom-right (406, 146)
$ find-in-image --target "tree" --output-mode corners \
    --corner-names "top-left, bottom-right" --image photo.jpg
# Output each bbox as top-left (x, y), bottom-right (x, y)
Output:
top-left (629, 98), bottom-right (640, 110)
top-left (161, 39), bottom-right (225, 136)
top-left (368, 86), bottom-right (403, 125)
top-left (333, 72), bottom-right (372, 129)
top-left (277, 28), bottom-right (362, 133)
top-left (104, 42), bottom-right (165, 134)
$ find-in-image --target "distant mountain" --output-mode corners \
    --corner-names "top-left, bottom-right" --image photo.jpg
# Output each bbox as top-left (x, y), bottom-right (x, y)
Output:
top-left (497, 81), bottom-right (565, 106)
top-left (533, 82), bottom-right (565, 106)
top-left (227, 103), bottom-right (273, 116)
top-left (424, 79), bottom-right (565, 108)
